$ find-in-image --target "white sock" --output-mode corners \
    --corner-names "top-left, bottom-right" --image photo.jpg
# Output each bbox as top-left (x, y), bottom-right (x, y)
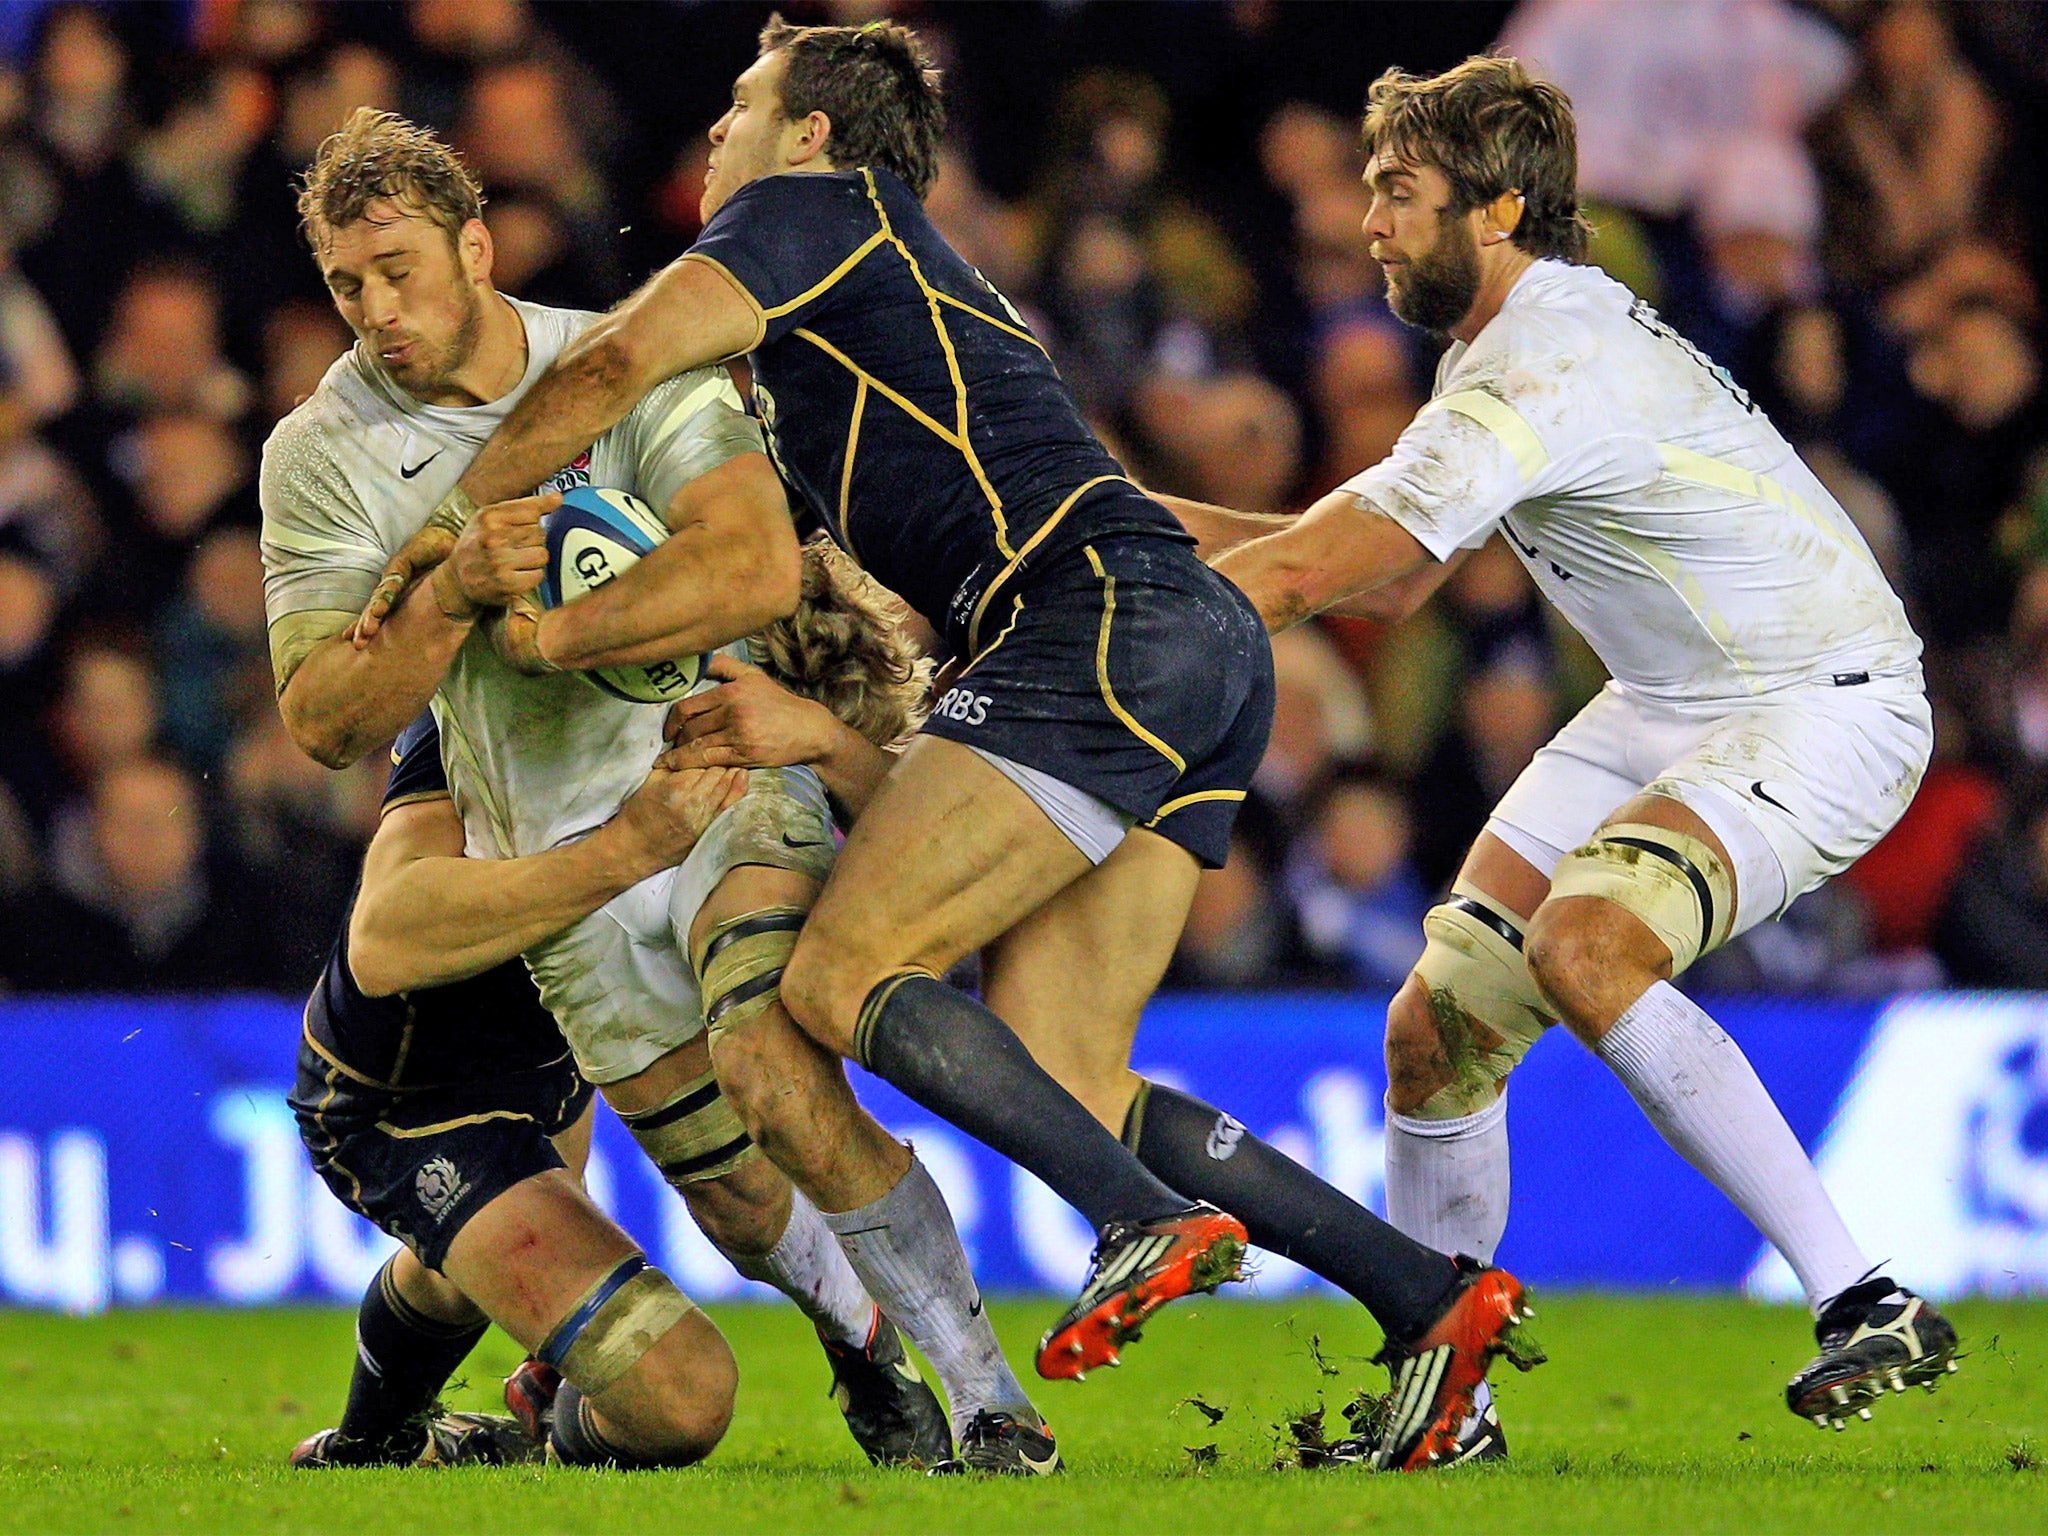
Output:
top-left (820, 1155), bottom-right (1035, 1435)
top-left (1596, 981), bottom-right (1870, 1313)
top-left (719, 1187), bottom-right (876, 1347)
top-left (1384, 1093), bottom-right (1510, 1264)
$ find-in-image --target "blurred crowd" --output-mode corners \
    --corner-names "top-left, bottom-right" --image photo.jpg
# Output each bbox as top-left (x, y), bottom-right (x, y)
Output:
top-left (1, 0), bottom-right (2046, 999)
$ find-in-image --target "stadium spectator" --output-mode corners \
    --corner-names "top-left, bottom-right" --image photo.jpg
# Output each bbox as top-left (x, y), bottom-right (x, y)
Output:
top-left (0, 755), bottom-right (261, 990)
top-left (1285, 768), bottom-right (1430, 989)
top-left (1935, 775), bottom-right (2048, 989)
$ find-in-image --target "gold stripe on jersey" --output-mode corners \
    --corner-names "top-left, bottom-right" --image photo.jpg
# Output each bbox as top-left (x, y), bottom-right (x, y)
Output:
top-left (792, 328), bottom-right (965, 449)
top-left (678, 253), bottom-right (769, 354)
top-left (1656, 444), bottom-right (1883, 572)
top-left (760, 230), bottom-right (889, 319)
top-left (1427, 389), bottom-right (1550, 481)
top-left (933, 289), bottom-right (1048, 354)
top-left (965, 473), bottom-right (1127, 655)
top-left (1144, 788), bottom-right (1247, 827)
top-left (376, 1108), bottom-right (539, 1139)
top-left (859, 170), bottom-right (1015, 557)
top-left (301, 1017), bottom-right (396, 1090)
top-left (1085, 544), bottom-right (1186, 773)
top-left (964, 593), bottom-right (1024, 671)
top-left (839, 378), bottom-right (868, 553)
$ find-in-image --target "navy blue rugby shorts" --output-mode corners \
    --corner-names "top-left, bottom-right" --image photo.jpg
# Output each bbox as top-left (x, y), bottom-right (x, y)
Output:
top-left (922, 531), bottom-right (1275, 868)
top-left (291, 1040), bottom-right (593, 1273)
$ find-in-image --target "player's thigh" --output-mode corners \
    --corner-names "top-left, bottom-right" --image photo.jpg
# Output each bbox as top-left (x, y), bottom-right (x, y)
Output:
top-left (439, 1168), bottom-right (643, 1350)
top-left (981, 827), bottom-right (1199, 1130)
top-left (786, 735), bottom-right (1091, 1045)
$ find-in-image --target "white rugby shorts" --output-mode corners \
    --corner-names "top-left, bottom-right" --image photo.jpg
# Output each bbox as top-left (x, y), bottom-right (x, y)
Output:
top-left (1486, 673), bottom-right (1931, 940)
top-left (523, 766), bottom-right (837, 1083)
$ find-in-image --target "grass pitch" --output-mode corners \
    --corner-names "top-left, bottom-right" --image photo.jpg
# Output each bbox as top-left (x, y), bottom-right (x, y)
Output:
top-left (0, 1294), bottom-right (2040, 1534)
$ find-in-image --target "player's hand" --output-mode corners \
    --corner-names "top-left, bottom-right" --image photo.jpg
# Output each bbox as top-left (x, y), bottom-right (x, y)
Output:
top-left (352, 523), bottom-right (458, 647)
top-left (658, 654), bottom-right (839, 770)
top-left (486, 595), bottom-right (558, 676)
top-left (447, 492), bottom-right (559, 612)
top-left (611, 762), bottom-right (749, 870)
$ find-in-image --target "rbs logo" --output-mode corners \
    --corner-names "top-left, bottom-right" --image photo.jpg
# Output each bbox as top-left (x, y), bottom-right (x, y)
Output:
top-left (934, 687), bottom-right (991, 726)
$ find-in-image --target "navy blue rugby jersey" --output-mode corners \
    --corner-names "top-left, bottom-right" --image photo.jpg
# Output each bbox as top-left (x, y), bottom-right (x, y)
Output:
top-left (303, 713), bottom-right (568, 1088)
top-left (687, 167), bottom-right (1190, 654)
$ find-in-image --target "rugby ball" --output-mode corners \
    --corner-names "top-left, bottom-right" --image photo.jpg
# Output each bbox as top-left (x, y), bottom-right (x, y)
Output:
top-left (539, 485), bottom-right (710, 704)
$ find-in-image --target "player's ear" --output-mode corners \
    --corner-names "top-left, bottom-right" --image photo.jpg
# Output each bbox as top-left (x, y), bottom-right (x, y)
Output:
top-left (787, 108), bottom-right (834, 168)
top-left (458, 216), bottom-right (493, 284)
top-left (1482, 190), bottom-right (1525, 246)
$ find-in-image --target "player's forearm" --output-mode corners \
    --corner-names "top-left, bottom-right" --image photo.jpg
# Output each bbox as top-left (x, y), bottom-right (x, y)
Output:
top-left (538, 514), bottom-right (801, 670)
top-left (458, 260), bottom-right (758, 510)
top-left (810, 721), bottom-right (896, 820)
top-left (348, 821), bottom-right (661, 995)
top-left (1211, 492), bottom-right (1434, 633)
top-left (280, 582), bottom-right (473, 768)
top-left (1147, 491), bottom-right (1296, 561)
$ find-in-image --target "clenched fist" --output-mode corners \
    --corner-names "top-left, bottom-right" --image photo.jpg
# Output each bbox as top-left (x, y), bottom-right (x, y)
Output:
top-left (658, 654), bottom-right (840, 771)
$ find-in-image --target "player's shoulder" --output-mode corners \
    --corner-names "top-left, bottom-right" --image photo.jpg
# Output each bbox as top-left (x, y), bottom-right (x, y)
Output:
top-left (702, 168), bottom-right (886, 249)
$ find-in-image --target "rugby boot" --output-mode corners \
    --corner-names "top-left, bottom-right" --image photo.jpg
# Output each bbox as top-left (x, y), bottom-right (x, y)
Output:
top-left (1036, 1202), bottom-right (1248, 1381)
top-left (1370, 1256), bottom-right (1543, 1472)
top-left (420, 1410), bottom-right (547, 1466)
top-left (504, 1358), bottom-right (562, 1441)
top-left (823, 1308), bottom-right (952, 1467)
top-left (287, 1428), bottom-right (414, 1468)
top-left (927, 1409), bottom-right (1062, 1476)
top-left (1787, 1277), bottom-right (1960, 1430)
top-left (1326, 1387), bottom-right (1509, 1469)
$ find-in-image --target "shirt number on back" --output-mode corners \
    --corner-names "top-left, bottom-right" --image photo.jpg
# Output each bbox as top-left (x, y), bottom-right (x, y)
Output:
top-left (1627, 299), bottom-right (1756, 414)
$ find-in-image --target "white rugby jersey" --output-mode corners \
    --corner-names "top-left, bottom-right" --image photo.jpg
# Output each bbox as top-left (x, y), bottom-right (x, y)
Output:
top-left (260, 295), bottom-right (763, 858)
top-left (1342, 260), bottom-right (1920, 703)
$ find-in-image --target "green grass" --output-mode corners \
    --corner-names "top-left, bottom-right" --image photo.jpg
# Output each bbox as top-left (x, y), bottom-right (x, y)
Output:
top-left (0, 1295), bottom-right (2040, 1534)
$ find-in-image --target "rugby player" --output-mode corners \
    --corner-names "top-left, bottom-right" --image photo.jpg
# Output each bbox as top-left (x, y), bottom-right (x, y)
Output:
top-left (261, 110), bottom-right (1043, 1471)
top-left (354, 17), bottom-right (1539, 1471)
top-left (293, 717), bottom-right (904, 1469)
top-left (1182, 57), bottom-right (1960, 1436)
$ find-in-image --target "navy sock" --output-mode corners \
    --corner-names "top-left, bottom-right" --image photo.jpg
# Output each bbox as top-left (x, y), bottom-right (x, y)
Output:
top-left (858, 973), bottom-right (1188, 1229)
top-left (338, 1260), bottom-right (487, 1460)
top-left (549, 1381), bottom-right (676, 1469)
top-left (1125, 1081), bottom-right (1463, 1341)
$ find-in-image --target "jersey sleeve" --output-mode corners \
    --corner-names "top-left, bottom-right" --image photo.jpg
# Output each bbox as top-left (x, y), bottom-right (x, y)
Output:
top-left (382, 711), bottom-right (449, 809)
top-left (260, 415), bottom-right (390, 620)
top-left (686, 173), bottom-right (883, 349)
top-left (259, 415), bottom-right (394, 688)
top-left (615, 365), bottom-right (765, 517)
top-left (1337, 388), bottom-right (1543, 561)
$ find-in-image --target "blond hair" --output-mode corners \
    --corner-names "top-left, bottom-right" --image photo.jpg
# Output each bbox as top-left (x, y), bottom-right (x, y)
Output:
top-left (297, 107), bottom-right (484, 251)
top-left (753, 538), bottom-right (929, 749)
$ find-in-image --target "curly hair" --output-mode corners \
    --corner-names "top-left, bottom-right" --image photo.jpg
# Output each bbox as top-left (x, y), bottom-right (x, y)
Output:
top-left (297, 107), bottom-right (483, 251)
top-left (752, 538), bottom-right (929, 748)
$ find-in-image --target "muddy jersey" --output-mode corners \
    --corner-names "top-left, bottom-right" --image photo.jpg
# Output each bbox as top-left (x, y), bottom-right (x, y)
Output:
top-left (260, 296), bottom-right (763, 858)
top-left (1340, 260), bottom-right (1920, 704)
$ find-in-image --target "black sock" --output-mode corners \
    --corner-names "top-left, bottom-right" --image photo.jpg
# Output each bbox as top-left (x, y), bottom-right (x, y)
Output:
top-left (549, 1381), bottom-right (672, 1469)
top-left (859, 973), bottom-right (1188, 1229)
top-left (337, 1259), bottom-right (488, 1460)
top-left (1124, 1081), bottom-right (1463, 1342)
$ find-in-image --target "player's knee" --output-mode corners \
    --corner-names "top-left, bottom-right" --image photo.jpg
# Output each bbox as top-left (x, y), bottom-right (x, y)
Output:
top-left (1525, 897), bottom-right (1652, 1033)
top-left (538, 1254), bottom-right (728, 1459)
top-left (778, 931), bottom-right (860, 1055)
top-left (1384, 975), bottom-right (1447, 1114)
top-left (608, 1309), bottom-right (737, 1464)
top-left (1390, 891), bottom-right (1555, 1119)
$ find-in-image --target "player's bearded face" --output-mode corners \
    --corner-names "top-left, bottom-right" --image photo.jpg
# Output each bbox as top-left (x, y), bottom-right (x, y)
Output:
top-left (1384, 205), bottom-right (1482, 335)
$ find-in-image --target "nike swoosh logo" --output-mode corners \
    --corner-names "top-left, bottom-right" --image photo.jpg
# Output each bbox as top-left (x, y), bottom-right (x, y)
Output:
top-left (1750, 781), bottom-right (1792, 814)
top-left (781, 833), bottom-right (829, 849)
top-left (967, 1294), bottom-right (984, 1318)
top-left (400, 451), bottom-right (443, 479)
